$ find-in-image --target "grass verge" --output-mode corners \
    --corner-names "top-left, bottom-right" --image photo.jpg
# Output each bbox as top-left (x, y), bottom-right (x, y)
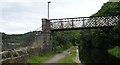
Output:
top-left (58, 48), bottom-right (78, 65)
top-left (28, 52), bottom-right (55, 65)
top-left (108, 46), bottom-right (120, 58)
top-left (28, 46), bottom-right (77, 65)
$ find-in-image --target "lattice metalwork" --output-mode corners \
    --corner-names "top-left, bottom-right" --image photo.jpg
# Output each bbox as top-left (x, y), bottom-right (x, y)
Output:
top-left (50, 16), bottom-right (119, 30)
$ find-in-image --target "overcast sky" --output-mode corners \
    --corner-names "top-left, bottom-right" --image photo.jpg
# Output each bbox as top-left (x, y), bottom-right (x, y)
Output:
top-left (0, 0), bottom-right (109, 34)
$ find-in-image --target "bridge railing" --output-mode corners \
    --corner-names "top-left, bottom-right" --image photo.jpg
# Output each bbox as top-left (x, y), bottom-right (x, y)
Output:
top-left (50, 16), bottom-right (119, 30)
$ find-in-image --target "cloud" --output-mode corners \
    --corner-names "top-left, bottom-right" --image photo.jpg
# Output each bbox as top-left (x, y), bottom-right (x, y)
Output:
top-left (0, 0), bottom-right (48, 2)
top-left (0, 0), bottom-right (109, 34)
top-left (1, 2), bottom-right (44, 34)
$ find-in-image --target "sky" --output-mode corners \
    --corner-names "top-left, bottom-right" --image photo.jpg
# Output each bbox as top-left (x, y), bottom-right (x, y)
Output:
top-left (0, 0), bottom-right (109, 34)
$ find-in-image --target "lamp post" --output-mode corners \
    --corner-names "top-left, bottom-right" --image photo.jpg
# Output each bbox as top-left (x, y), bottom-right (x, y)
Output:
top-left (48, 1), bottom-right (51, 19)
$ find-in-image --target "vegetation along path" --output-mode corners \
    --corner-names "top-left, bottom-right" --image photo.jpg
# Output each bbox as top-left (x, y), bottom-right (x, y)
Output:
top-left (43, 47), bottom-right (77, 63)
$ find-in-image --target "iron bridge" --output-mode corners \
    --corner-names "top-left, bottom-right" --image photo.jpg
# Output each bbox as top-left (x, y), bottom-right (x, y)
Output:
top-left (50, 16), bottom-right (119, 31)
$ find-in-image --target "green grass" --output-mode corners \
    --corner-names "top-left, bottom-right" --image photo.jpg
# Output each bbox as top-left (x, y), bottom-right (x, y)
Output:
top-left (108, 46), bottom-right (120, 58)
top-left (28, 53), bottom-right (55, 65)
top-left (28, 47), bottom-right (72, 65)
top-left (28, 46), bottom-right (78, 65)
top-left (58, 49), bottom-right (78, 65)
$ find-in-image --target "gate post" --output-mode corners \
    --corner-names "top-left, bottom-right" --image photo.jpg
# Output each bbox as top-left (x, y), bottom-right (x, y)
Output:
top-left (42, 18), bottom-right (52, 52)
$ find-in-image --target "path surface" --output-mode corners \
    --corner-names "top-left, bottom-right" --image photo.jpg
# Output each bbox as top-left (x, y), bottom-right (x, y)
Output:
top-left (43, 48), bottom-right (71, 63)
top-left (73, 49), bottom-right (82, 65)
top-left (42, 47), bottom-right (83, 65)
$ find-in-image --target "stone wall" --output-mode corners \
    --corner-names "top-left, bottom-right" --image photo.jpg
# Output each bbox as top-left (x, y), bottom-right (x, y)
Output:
top-left (1, 47), bottom-right (50, 65)
top-left (1, 18), bottom-right (52, 64)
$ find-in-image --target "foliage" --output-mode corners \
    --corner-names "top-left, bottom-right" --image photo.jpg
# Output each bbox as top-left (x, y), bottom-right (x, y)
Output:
top-left (108, 46), bottom-right (120, 58)
top-left (79, 2), bottom-right (120, 64)
top-left (92, 2), bottom-right (120, 16)
top-left (52, 30), bottom-right (80, 52)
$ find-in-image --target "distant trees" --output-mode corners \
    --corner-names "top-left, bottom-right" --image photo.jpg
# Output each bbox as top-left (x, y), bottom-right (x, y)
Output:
top-left (2, 31), bottom-right (40, 50)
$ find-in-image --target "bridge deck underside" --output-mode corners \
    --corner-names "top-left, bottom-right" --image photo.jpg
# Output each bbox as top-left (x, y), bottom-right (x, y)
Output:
top-left (51, 26), bottom-right (114, 31)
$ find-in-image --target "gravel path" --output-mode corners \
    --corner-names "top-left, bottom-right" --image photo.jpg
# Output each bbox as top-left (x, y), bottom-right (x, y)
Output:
top-left (41, 47), bottom-right (83, 65)
top-left (43, 49), bottom-right (71, 63)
